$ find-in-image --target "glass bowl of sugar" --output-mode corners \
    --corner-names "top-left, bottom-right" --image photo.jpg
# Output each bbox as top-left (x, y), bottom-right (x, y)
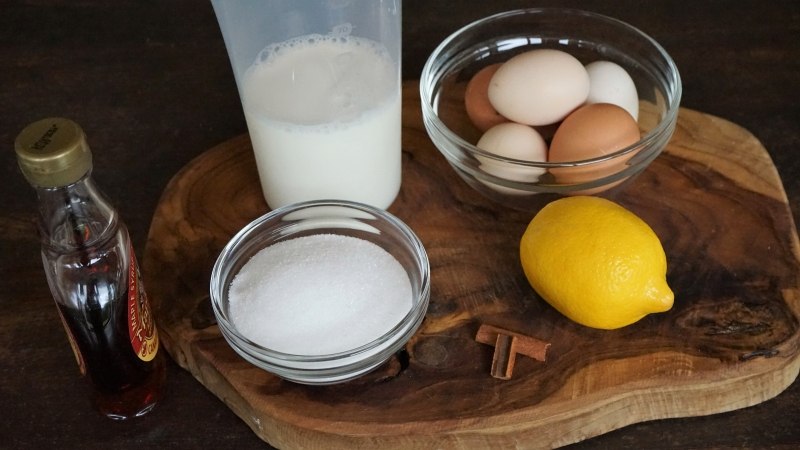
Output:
top-left (209, 200), bottom-right (430, 385)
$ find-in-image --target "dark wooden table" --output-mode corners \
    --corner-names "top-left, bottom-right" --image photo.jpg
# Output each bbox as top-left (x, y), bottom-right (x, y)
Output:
top-left (2, 1), bottom-right (798, 448)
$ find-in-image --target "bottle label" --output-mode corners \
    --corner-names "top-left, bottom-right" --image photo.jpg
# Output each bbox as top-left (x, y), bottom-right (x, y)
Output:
top-left (127, 244), bottom-right (160, 362)
top-left (56, 306), bottom-right (86, 375)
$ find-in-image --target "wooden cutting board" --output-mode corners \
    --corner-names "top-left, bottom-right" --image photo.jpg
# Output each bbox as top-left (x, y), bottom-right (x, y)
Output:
top-left (142, 82), bottom-right (800, 449)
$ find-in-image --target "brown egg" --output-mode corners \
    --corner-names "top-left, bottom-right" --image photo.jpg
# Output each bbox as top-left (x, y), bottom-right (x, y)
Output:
top-left (549, 103), bottom-right (641, 194)
top-left (464, 63), bottom-right (507, 132)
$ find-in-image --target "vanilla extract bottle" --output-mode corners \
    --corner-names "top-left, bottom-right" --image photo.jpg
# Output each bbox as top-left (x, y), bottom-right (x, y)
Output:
top-left (15, 118), bottom-right (166, 420)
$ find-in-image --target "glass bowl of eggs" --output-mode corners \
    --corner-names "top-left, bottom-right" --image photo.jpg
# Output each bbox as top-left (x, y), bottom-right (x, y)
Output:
top-left (420, 8), bottom-right (682, 209)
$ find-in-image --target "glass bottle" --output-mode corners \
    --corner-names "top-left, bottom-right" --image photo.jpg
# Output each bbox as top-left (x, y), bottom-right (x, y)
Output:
top-left (15, 118), bottom-right (166, 420)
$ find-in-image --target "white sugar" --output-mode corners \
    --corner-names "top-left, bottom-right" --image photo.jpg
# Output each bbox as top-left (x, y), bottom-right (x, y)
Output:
top-left (227, 234), bottom-right (413, 355)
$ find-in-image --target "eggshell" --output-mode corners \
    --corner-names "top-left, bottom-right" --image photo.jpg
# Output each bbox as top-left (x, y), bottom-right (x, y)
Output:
top-left (464, 63), bottom-right (507, 132)
top-left (585, 60), bottom-right (640, 121)
top-left (549, 103), bottom-right (641, 194)
top-left (488, 49), bottom-right (590, 126)
top-left (476, 123), bottom-right (547, 194)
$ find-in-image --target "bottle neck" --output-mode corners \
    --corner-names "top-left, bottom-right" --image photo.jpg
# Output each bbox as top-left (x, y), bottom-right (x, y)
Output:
top-left (34, 170), bottom-right (118, 252)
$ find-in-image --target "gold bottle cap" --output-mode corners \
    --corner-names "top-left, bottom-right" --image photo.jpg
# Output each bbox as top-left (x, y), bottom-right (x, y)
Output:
top-left (15, 118), bottom-right (93, 188)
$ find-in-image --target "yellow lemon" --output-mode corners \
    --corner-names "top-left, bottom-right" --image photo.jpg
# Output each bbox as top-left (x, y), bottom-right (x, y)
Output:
top-left (520, 196), bottom-right (674, 329)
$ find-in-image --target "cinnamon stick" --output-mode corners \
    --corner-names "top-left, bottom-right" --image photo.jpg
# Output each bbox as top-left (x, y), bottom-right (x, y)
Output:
top-left (476, 324), bottom-right (550, 379)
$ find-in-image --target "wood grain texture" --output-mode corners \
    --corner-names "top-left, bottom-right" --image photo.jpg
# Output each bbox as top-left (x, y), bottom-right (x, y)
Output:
top-left (143, 82), bottom-right (800, 449)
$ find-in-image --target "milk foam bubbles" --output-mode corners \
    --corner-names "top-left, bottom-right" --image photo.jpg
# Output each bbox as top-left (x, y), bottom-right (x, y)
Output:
top-left (242, 35), bottom-right (401, 209)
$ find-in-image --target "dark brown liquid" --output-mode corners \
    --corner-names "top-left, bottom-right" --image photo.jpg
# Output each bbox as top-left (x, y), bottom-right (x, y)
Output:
top-left (57, 288), bottom-right (166, 420)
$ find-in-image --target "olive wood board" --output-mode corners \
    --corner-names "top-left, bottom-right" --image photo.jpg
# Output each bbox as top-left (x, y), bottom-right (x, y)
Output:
top-left (143, 82), bottom-right (800, 449)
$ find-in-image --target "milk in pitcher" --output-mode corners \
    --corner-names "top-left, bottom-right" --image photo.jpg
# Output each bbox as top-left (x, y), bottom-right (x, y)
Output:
top-left (241, 33), bottom-right (401, 209)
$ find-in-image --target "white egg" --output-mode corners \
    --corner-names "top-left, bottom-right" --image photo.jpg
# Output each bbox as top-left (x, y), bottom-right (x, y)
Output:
top-left (585, 60), bottom-right (639, 121)
top-left (476, 122), bottom-right (547, 185)
top-left (488, 49), bottom-right (590, 126)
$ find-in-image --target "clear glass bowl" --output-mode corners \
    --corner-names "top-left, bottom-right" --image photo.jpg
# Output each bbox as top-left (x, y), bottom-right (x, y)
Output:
top-left (209, 200), bottom-right (430, 385)
top-left (420, 8), bottom-right (682, 210)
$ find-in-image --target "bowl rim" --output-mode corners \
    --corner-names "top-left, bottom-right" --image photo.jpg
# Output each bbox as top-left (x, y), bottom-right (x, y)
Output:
top-left (209, 199), bottom-right (431, 365)
top-left (419, 7), bottom-right (683, 169)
